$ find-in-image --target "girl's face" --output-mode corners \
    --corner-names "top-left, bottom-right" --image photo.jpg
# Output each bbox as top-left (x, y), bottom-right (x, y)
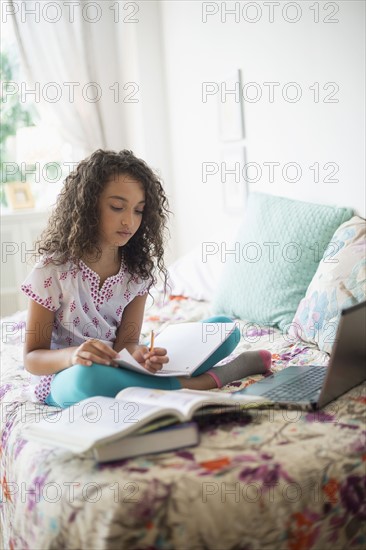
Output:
top-left (98, 173), bottom-right (145, 250)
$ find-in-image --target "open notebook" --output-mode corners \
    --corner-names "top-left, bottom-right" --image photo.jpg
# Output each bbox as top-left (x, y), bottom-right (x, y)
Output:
top-left (116, 322), bottom-right (237, 376)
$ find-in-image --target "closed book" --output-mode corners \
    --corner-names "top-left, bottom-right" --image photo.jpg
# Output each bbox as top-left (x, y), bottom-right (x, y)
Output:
top-left (93, 422), bottom-right (199, 462)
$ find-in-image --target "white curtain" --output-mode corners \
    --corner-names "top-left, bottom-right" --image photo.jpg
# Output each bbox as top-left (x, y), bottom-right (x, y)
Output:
top-left (9, 0), bottom-right (141, 157)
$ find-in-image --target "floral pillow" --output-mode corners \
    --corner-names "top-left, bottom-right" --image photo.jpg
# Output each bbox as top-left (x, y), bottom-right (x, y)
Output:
top-left (291, 216), bottom-right (366, 353)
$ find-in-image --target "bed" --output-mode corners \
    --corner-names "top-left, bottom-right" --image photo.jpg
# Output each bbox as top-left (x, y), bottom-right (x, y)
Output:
top-left (1, 194), bottom-right (365, 550)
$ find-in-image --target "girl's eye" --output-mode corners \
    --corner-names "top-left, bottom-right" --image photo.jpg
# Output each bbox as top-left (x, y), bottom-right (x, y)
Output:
top-left (111, 206), bottom-right (123, 211)
top-left (135, 211), bottom-right (144, 216)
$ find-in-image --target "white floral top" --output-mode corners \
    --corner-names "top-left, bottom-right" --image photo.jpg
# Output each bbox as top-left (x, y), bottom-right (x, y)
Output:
top-left (21, 256), bottom-right (151, 403)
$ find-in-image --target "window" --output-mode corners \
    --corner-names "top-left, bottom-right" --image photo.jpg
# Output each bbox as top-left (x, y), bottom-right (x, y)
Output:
top-left (1, 23), bottom-right (73, 211)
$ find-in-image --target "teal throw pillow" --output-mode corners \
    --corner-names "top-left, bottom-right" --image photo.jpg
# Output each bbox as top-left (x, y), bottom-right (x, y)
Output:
top-left (213, 193), bottom-right (353, 329)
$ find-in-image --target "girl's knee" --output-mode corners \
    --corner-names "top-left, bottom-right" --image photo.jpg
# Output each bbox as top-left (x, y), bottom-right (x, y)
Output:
top-left (202, 315), bottom-right (234, 324)
top-left (70, 363), bottom-right (104, 394)
top-left (50, 363), bottom-right (107, 407)
top-left (202, 316), bottom-right (240, 348)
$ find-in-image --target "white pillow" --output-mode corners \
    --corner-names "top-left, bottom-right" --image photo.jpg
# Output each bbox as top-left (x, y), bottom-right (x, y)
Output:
top-left (167, 245), bottom-right (224, 302)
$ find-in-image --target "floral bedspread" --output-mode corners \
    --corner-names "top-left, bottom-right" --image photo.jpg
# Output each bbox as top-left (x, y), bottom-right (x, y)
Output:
top-left (1, 293), bottom-right (365, 550)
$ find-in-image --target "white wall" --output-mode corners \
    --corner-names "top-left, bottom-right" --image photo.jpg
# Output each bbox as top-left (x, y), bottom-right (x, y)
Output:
top-left (159, 1), bottom-right (365, 258)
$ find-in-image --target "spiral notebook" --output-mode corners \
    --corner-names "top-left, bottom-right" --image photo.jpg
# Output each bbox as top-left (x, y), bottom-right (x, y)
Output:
top-left (116, 322), bottom-right (237, 377)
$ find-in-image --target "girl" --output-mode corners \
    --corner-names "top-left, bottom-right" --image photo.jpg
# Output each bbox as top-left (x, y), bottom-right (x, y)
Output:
top-left (22, 149), bottom-right (271, 408)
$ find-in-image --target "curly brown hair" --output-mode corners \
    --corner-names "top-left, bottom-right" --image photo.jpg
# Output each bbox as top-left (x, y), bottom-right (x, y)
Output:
top-left (37, 149), bottom-right (170, 289)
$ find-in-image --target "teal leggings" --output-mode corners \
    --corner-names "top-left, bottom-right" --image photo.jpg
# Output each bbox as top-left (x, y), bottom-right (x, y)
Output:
top-left (46, 316), bottom-right (240, 408)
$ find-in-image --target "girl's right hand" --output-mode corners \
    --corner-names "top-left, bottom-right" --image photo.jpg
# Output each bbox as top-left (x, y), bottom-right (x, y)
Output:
top-left (71, 339), bottom-right (119, 367)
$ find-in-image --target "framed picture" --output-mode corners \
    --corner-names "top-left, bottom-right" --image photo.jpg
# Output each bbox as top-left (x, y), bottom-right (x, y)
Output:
top-left (221, 144), bottom-right (248, 213)
top-left (5, 182), bottom-right (35, 210)
top-left (218, 69), bottom-right (245, 142)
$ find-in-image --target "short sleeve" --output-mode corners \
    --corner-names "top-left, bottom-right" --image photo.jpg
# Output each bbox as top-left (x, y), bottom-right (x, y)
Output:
top-left (137, 277), bottom-right (152, 296)
top-left (136, 275), bottom-right (153, 296)
top-left (21, 257), bottom-right (62, 312)
top-left (124, 272), bottom-right (153, 301)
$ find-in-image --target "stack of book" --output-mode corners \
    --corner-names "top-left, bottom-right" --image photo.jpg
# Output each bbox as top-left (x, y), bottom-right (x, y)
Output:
top-left (25, 386), bottom-right (265, 462)
top-left (25, 322), bottom-right (265, 462)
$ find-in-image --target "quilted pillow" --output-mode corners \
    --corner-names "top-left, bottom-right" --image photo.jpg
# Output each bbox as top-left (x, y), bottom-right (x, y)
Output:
top-left (213, 192), bottom-right (353, 329)
top-left (290, 216), bottom-right (366, 353)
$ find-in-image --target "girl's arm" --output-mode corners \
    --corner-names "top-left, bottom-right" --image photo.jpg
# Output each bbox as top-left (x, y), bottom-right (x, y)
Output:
top-left (114, 294), bottom-right (168, 374)
top-left (24, 300), bottom-right (117, 375)
top-left (24, 299), bottom-right (74, 375)
top-left (113, 294), bottom-right (148, 353)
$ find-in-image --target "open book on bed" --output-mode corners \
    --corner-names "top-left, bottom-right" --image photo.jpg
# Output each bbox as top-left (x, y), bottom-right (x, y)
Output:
top-left (116, 322), bottom-right (237, 376)
top-left (24, 386), bottom-right (266, 457)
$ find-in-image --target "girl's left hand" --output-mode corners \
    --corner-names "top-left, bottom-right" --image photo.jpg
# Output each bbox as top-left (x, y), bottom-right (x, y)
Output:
top-left (132, 346), bottom-right (169, 374)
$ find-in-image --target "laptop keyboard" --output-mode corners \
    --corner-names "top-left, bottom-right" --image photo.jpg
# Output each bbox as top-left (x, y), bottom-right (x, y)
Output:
top-left (264, 367), bottom-right (327, 401)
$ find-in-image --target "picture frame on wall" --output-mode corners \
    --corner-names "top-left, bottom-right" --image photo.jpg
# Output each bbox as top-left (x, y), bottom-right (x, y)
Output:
top-left (221, 144), bottom-right (248, 213)
top-left (218, 69), bottom-right (245, 142)
top-left (5, 182), bottom-right (35, 210)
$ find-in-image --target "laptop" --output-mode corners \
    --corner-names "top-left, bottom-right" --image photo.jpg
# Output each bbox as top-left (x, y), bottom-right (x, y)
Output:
top-left (238, 301), bottom-right (366, 410)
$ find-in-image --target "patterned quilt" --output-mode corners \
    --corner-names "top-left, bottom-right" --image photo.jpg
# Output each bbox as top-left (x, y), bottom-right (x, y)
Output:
top-left (1, 293), bottom-right (365, 550)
